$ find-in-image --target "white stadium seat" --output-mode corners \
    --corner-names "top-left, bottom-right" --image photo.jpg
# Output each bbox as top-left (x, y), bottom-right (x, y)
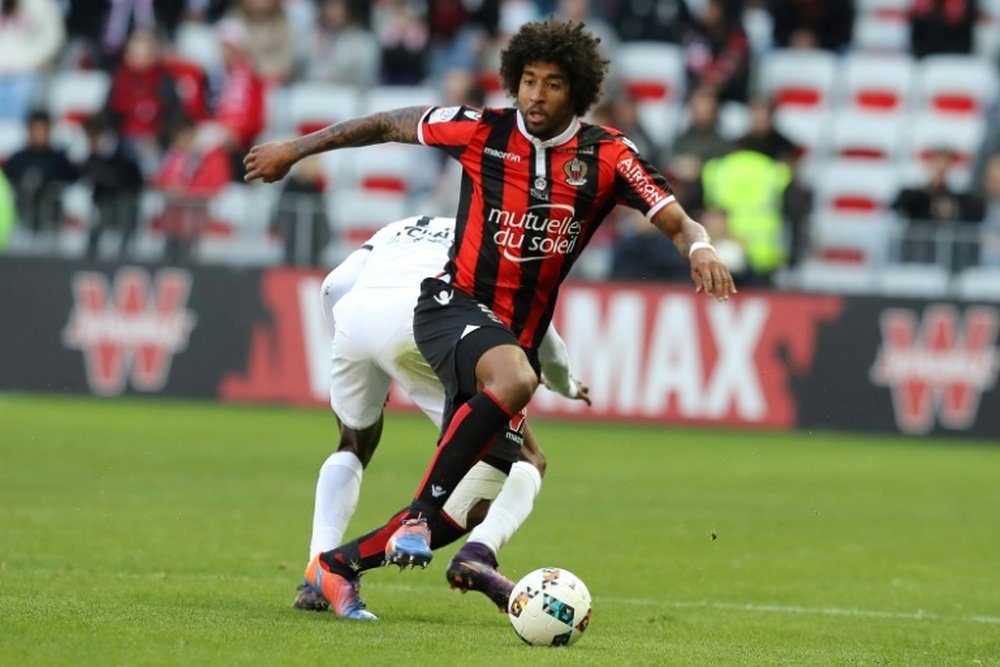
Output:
top-left (828, 111), bottom-right (906, 163)
top-left (756, 49), bottom-right (838, 110)
top-left (953, 266), bottom-right (1000, 301)
top-left (288, 82), bottom-right (361, 135)
top-left (795, 259), bottom-right (878, 294)
top-left (838, 52), bottom-right (915, 115)
top-left (915, 54), bottom-right (999, 117)
top-left (875, 263), bottom-right (951, 298)
top-left (903, 112), bottom-right (986, 190)
top-left (617, 42), bottom-right (685, 105)
top-left (47, 70), bottom-right (110, 124)
top-left (852, 13), bottom-right (911, 53)
top-left (361, 85), bottom-right (438, 115)
top-left (811, 160), bottom-right (903, 222)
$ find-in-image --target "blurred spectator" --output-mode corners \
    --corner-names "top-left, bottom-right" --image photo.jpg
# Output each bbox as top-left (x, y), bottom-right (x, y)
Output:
top-left (893, 148), bottom-right (985, 270)
top-left (210, 18), bottom-right (267, 180)
top-left (555, 0), bottom-right (618, 61)
top-left (682, 0), bottom-right (751, 103)
top-left (303, 0), bottom-right (380, 88)
top-left (2, 110), bottom-right (78, 235)
top-left (669, 86), bottom-right (733, 211)
top-left (426, 0), bottom-right (498, 78)
top-left (98, 0), bottom-right (159, 68)
top-left (0, 169), bottom-right (14, 250)
top-left (739, 98), bottom-right (797, 163)
top-left (104, 29), bottom-right (184, 176)
top-left (732, 98), bottom-right (811, 266)
top-left (230, 0), bottom-right (295, 83)
top-left (0, 0), bottom-right (65, 121)
top-left (981, 155), bottom-right (1000, 266)
top-left (375, 0), bottom-right (430, 85)
top-left (768, 0), bottom-right (854, 52)
top-left (154, 118), bottom-right (232, 263)
top-left (272, 155), bottom-right (330, 266)
top-left (911, 0), bottom-right (976, 58)
top-left (79, 114), bottom-right (145, 260)
top-left (156, 0), bottom-right (232, 38)
top-left (701, 147), bottom-right (792, 284)
top-left (589, 94), bottom-right (659, 165)
top-left (609, 211), bottom-right (689, 282)
top-left (612, 0), bottom-right (691, 43)
top-left (702, 207), bottom-right (750, 283)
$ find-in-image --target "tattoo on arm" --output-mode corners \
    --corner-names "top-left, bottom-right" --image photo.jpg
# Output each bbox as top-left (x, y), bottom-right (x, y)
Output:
top-left (291, 106), bottom-right (427, 158)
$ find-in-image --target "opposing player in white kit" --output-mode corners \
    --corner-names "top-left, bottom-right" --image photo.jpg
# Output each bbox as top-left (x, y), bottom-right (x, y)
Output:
top-left (294, 215), bottom-right (588, 618)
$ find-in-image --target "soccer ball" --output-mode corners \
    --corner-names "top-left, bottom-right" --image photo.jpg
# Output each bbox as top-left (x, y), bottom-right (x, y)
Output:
top-left (507, 567), bottom-right (592, 646)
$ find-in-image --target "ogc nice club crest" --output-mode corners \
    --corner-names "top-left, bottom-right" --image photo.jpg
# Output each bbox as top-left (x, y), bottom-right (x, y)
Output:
top-left (62, 267), bottom-right (197, 396)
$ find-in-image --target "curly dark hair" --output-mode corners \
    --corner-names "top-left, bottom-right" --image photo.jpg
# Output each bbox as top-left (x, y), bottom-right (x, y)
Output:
top-left (499, 18), bottom-right (610, 117)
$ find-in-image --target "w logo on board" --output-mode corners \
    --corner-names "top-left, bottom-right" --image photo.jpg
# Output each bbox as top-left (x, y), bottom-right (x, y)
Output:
top-left (870, 305), bottom-right (1000, 434)
top-left (62, 267), bottom-right (197, 396)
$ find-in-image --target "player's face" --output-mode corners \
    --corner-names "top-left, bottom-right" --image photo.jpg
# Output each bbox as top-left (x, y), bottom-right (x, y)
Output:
top-left (517, 62), bottom-right (575, 140)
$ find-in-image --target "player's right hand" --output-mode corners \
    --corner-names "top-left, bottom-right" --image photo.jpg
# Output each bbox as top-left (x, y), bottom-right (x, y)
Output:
top-left (243, 141), bottom-right (297, 183)
top-left (572, 377), bottom-right (591, 406)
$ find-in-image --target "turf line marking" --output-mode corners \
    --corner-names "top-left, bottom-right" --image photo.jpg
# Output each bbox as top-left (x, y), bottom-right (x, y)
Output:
top-left (606, 597), bottom-right (1000, 625)
top-left (97, 573), bottom-right (1000, 625)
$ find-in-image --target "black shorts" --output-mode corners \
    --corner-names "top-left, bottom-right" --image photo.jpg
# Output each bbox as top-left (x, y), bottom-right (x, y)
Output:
top-left (413, 277), bottom-right (536, 466)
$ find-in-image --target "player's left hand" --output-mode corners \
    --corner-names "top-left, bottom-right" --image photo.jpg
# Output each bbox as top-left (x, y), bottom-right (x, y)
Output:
top-left (571, 377), bottom-right (591, 406)
top-left (690, 247), bottom-right (737, 301)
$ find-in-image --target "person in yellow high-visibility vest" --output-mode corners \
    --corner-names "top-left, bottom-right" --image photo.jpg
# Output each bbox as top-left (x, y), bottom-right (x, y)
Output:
top-left (0, 170), bottom-right (15, 252)
top-left (701, 148), bottom-right (791, 282)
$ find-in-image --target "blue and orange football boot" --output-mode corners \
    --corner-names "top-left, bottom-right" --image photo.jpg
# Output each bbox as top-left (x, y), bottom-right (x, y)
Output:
top-left (445, 541), bottom-right (514, 613)
top-left (291, 579), bottom-right (329, 611)
top-left (384, 516), bottom-right (433, 569)
top-left (303, 555), bottom-right (377, 620)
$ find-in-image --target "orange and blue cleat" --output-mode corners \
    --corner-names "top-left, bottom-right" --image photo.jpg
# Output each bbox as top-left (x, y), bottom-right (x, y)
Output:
top-left (384, 516), bottom-right (433, 569)
top-left (303, 555), bottom-right (377, 620)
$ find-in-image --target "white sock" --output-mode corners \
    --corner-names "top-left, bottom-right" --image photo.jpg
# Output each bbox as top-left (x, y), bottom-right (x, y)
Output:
top-left (466, 461), bottom-right (542, 555)
top-left (308, 451), bottom-right (363, 560)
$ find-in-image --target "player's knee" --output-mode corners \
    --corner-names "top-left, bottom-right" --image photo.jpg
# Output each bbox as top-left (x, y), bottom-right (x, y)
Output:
top-left (336, 420), bottom-right (383, 467)
top-left (489, 364), bottom-right (538, 412)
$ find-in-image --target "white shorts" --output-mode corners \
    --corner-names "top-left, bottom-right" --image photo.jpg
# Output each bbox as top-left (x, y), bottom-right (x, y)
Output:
top-left (329, 287), bottom-right (445, 430)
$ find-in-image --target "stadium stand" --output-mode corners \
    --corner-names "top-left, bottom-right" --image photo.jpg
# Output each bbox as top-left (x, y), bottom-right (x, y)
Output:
top-left (1, 0), bottom-right (999, 301)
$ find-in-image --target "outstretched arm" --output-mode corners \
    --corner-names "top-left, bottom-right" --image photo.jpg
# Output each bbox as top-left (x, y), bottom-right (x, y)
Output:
top-left (651, 201), bottom-right (737, 301)
top-left (538, 325), bottom-right (591, 405)
top-left (243, 106), bottom-right (429, 183)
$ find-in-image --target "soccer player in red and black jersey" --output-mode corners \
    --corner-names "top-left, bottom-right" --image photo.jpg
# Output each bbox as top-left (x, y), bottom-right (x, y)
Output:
top-left (245, 19), bottom-right (737, 619)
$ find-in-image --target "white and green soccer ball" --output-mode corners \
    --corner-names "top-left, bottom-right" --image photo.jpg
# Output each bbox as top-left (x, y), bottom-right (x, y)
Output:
top-left (507, 567), bottom-right (592, 647)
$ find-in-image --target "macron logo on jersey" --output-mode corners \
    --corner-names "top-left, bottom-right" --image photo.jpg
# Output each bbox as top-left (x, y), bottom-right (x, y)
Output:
top-left (484, 146), bottom-right (522, 163)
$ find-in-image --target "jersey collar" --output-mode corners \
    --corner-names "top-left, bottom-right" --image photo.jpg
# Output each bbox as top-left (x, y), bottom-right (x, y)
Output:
top-left (515, 110), bottom-right (581, 148)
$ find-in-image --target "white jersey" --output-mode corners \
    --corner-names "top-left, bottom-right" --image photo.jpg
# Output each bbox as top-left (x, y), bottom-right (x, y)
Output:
top-left (351, 215), bottom-right (453, 291)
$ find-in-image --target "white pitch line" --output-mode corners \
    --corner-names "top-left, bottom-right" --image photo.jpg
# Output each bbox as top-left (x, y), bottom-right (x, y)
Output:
top-left (602, 596), bottom-right (1000, 625)
top-left (98, 572), bottom-right (1000, 625)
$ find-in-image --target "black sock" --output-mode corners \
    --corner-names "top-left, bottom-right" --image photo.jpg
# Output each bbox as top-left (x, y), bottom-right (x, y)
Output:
top-left (410, 389), bottom-right (512, 514)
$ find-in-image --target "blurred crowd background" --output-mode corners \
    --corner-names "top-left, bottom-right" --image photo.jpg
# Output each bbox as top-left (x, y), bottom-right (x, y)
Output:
top-left (2, 0), bottom-right (1000, 299)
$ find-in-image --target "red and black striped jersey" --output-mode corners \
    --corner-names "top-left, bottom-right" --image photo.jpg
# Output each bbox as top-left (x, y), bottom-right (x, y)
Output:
top-left (418, 105), bottom-right (676, 351)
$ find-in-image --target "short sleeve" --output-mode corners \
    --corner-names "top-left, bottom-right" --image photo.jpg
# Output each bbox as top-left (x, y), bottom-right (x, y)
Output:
top-left (417, 105), bottom-right (482, 157)
top-left (612, 136), bottom-right (676, 218)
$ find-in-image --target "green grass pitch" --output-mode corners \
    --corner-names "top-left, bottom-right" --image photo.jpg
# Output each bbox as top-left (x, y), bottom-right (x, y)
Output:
top-left (1, 393), bottom-right (999, 666)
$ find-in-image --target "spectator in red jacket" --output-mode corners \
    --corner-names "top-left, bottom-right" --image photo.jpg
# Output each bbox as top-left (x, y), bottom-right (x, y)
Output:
top-left (154, 117), bottom-right (232, 263)
top-left (105, 28), bottom-right (183, 176)
top-left (210, 17), bottom-right (266, 180)
top-left (682, 0), bottom-right (751, 103)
